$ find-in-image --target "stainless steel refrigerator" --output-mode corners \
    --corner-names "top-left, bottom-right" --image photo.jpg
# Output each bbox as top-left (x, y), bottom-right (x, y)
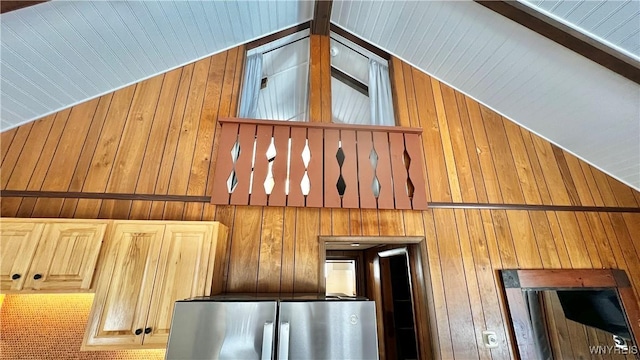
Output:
top-left (166, 294), bottom-right (379, 360)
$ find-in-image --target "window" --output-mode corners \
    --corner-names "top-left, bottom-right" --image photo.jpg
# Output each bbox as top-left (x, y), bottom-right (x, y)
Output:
top-left (239, 28), bottom-right (395, 126)
top-left (240, 29), bottom-right (310, 121)
top-left (330, 32), bottom-right (395, 126)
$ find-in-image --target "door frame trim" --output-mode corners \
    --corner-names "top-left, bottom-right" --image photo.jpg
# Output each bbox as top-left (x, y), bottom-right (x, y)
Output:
top-left (318, 235), bottom-right (434, 360)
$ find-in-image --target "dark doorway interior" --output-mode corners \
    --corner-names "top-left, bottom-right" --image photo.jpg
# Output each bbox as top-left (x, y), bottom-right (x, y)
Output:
top-left (379, 252), bottom-right (419, 360)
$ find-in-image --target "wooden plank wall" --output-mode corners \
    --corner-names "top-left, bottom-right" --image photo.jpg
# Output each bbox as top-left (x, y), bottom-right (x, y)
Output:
top-left (1, 42), bottom-right (639, 360)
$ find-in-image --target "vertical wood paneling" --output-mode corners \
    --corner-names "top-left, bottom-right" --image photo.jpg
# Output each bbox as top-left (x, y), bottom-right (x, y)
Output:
top-left (130, 68), bottom-right (182, 219)
top-left (293, 208), bottom-right (319, 292)
top-left (4, 115), bottom-right (56, 190)
top-left (0, 122), bottom-right (34, 189)
top-left (431, 80), bottom-right (463, 203)
top-left (414, 69), bottom-right (452, 203)
top-left (257, 207), bottom-right (284, 292)
top-left (149, 64), bottom-right (194, 219)
top-left (2, 49), bottom-right (640, 360)
top-left (442, 85), bottom-right (476, 203)
top-left (226, 206), bottom-right (262, 292)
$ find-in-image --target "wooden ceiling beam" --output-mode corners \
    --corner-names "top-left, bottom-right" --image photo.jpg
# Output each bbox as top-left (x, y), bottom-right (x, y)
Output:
top-left (476, 0), bottom-right (640, 85)
top-left (1, 1), bottom-right (48, 14)
top-left (312, 0), bottom-right (333, 35)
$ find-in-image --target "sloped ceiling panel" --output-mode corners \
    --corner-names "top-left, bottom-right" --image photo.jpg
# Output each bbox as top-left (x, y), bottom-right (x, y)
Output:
top-left (332, 0), bottom-right (640, 190)
top-left (519, 0), bottom-right (640, 60)
top-left (0, 0), bottom-right (313, 129)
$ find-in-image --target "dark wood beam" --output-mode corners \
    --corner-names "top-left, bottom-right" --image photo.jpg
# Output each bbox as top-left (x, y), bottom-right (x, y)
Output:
top-left (312, 0), bottom-right (333, 35)
top-left (330, 24), bottom-right (391, 61)
top-left (476, 0), bottom-right (640, 85)
top-left (1, 1), bottom-right (47, 14)
top-left (246, 21), bottom-right (311, 50)
top-left (331, 66), bottom-right (368, 96)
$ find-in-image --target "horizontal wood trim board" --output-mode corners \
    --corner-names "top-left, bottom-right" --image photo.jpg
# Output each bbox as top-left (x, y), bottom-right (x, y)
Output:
top-left (427, 202), bottom-right (640, 213)
top-left (1, 190), bottom-right (639, 213)
top-left (219, 117), bottom-right (423, 133)
top-left (0, 190), bottom-right (210, 202)
top-left (475, 0), bottom-right (640, 84)
top-left (245, 21), bottom-right (311, 50)
top-left (330, 23), bottom-right (391, 60)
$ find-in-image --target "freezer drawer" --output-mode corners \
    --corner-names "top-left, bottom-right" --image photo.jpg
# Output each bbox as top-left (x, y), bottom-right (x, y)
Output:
top-left (278, 301), bottom-right (379, 360)
top-left (166, 301), bottom-right (278, 360)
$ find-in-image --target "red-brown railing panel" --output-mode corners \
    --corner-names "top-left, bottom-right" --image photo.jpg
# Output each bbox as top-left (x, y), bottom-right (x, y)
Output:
top-left (230, 124), bottom-right (256, 205)
top-left (405, 133), bottom-right (428, 210)
top-left (340, 130), bottom-right (359, 208)
top-left (210, 123), bottom-right (239, 204)
top-left (268, 126), bottom-right (289, 206)
top-left (324, 129), bottom-right (341, 208)
top-left (306, 128), bottom-right (324, 207)
top-left (356, 131), bottom-right (377, 209)
top-left (372, 132), bottom-right (395, 209)
top-left (249, 125), bottom-right (272, 206)
top-left (389, 132), bottom-right (412, 210)
top-left (287, 127), bottom-right (307, 207)
top-left (210, 118), bottom-right (428, 210)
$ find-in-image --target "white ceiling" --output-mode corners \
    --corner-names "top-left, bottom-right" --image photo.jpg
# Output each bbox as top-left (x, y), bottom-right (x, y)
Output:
top-left (331, 0), bottom-right (640, 191)
top-left (1, 0), bottom-right (638, 190)
top-left (0, 0), bottom-right (314, 128)
top-left (518, 0), bottom-right (640, 61)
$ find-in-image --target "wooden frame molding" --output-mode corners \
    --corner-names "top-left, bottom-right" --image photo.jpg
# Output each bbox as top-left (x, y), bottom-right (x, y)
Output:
top-left (1, 1), bottom-right (48, 14)
top-left (427, 202), bottom-right (640, 213)
top-left (318, 236), bottom-right (434, 360)
top-left (476, 1), bottom-right (640, 84)
top-left (2, 189), bottom-right (639, 213)
top-left (245, 21), bottom-right (311, 51)
top-left (500, 269), bottom-right (640, 359)
top-left (330, 24), bottom-right (390, 61)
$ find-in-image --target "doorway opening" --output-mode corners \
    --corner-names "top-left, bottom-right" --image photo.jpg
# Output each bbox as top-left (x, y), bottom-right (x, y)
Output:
top-left (319, 237), bottom-right (434, 360)
top-left (378, 248), bottom-right (418, 360)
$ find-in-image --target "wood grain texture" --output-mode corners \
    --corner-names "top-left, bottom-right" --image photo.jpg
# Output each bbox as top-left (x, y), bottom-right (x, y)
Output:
top-left (2, 50), bottom-right (640, 360)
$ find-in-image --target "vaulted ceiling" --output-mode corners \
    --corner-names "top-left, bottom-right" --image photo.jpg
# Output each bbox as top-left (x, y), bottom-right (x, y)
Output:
top-left (1, 1), bottom-right (638, 190)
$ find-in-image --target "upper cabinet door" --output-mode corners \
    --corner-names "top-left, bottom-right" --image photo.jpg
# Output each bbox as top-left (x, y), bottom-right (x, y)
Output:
top-left (23, 222), bottom-right (107, 291)
top-left (83, 223), bottom-right (164, 349)
top-left (142, 223), bottom-right (216, 346)
top-left (0, 222), bottom-right (45, 291)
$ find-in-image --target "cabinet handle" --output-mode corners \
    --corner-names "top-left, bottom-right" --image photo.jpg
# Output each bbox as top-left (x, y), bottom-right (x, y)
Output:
top-left (33, 274), bottom-right (43, 280)
top-left (11, 274), bottom-right (21, 280)
top-left (144, 327), bottom-right (152, 334)
top-left (135, 329), bottom-right (143, 335)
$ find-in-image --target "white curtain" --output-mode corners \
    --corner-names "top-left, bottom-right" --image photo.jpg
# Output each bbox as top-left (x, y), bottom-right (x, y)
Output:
top-left (368, 59), bottom-right (395, 126)
top-left (238, 53), bottom-right (263, 118)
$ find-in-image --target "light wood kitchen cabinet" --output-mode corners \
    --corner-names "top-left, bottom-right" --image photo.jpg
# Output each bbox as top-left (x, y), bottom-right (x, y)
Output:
top-left (82, 221), bottom-right (228, 350)
top-left (0, 221), bottom-right (45, 291)
top-left (0, 219), bottom-right (107, 292)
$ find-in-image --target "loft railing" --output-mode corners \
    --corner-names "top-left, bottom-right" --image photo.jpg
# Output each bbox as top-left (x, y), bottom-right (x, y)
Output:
top-left (210, 118), bottom-right (428, 210)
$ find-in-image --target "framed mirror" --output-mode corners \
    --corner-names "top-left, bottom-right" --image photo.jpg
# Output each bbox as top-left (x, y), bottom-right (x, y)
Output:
top-left (500, 269), bottom-right (640, 359)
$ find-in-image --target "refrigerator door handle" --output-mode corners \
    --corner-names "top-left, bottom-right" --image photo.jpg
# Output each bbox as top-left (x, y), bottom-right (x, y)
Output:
top-left (261, 321), bottom-right (274, 360)
top-left (277, 322), bottom-right (290, 360)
